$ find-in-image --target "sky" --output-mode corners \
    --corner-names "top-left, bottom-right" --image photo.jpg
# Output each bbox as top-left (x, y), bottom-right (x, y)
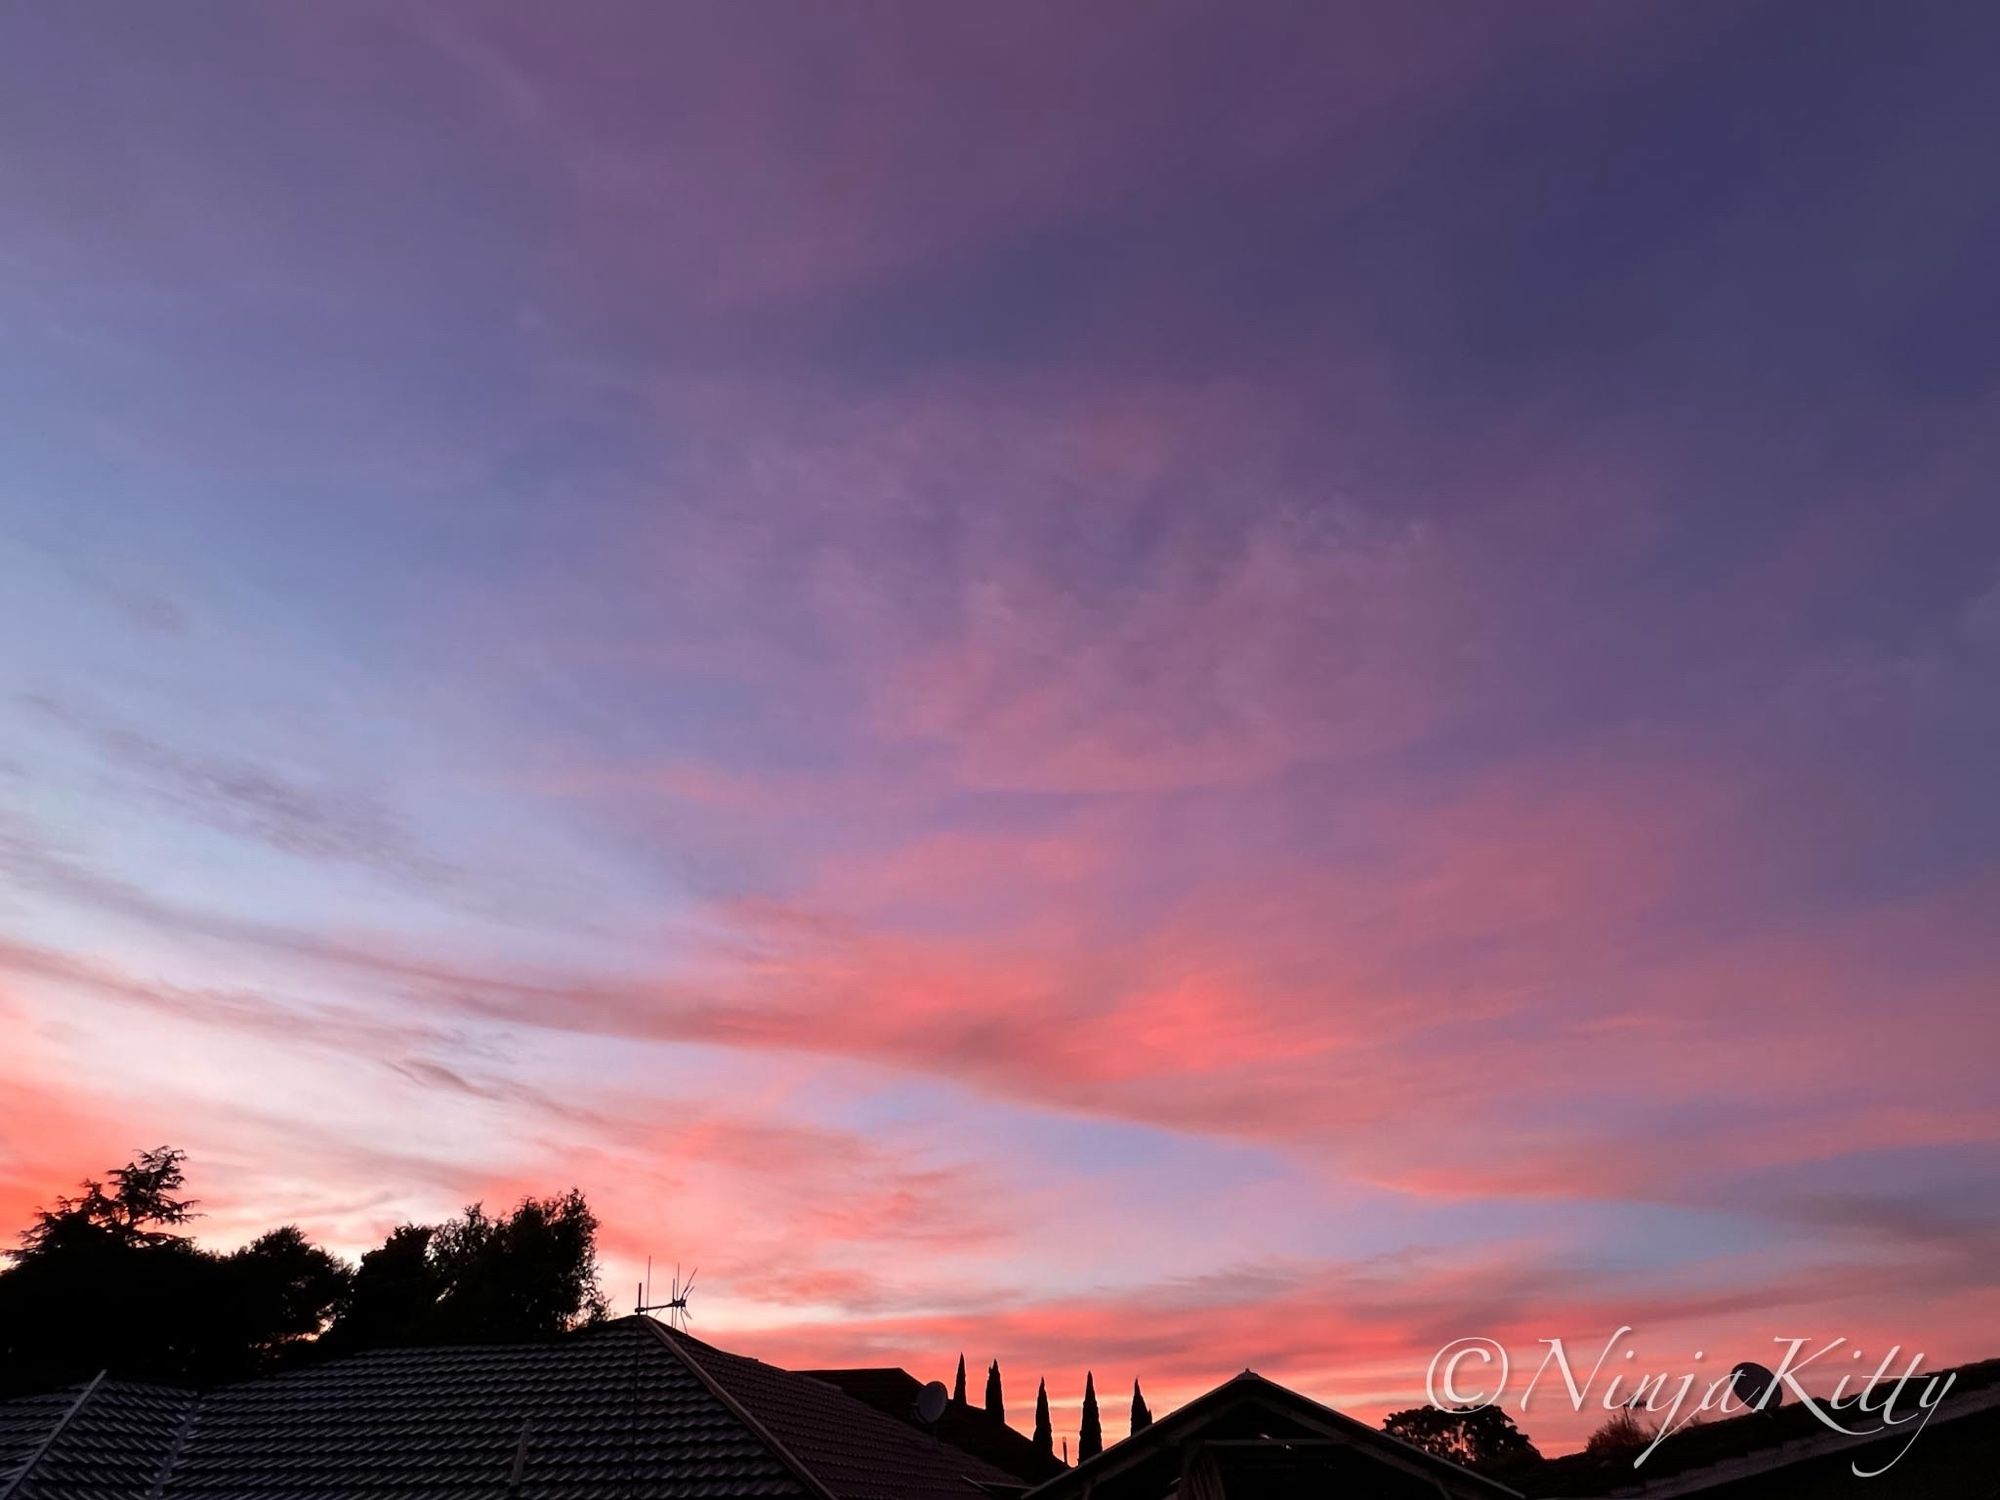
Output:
top-left (2, 0), bottom-right (1997, 1457)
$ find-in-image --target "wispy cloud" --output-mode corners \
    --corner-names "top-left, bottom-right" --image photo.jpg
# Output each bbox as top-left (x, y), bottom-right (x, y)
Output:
top-left (22, 694), bottom-right (455, 886)
top-left (1, 0), bottom-right (1996, 1457)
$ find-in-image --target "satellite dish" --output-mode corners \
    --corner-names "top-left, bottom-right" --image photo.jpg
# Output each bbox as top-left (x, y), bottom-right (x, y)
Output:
top-left (916, 1381), bottom-right (950, 1425)
top-left (1730, 1361), bottom-right (1782, 1411)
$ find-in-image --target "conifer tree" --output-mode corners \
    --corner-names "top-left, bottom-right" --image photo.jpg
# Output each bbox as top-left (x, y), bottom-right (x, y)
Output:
top-left (1079, 1372), bottom-right (1103, 1460)
top-left (1130, 1379), bottom-right (1152, 1434)
top-left (1033, 1378), bottom-right (1053, 1453)
top-left (953, 1353), bottom-right (967, 1404)
top-left (985, 1359), bottom-right (1005, 1422)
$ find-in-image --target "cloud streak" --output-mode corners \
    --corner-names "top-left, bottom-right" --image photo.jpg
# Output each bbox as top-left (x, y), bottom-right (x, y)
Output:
top-left (2, 0), bottom-right (1997, 1457)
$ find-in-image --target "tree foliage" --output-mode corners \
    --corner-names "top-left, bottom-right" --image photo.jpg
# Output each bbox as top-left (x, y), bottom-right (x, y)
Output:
top-left (217, 1227), bottom-right (352, 1363)
top-left (1130, 1379), bottom-right (1152, 1434)
top-left (1, 1149), bottom-right (341, 1393)
top-left (1078, 1371), bottom-right (1103, 1461)
top-left (316, 1190), bottom-right (608, 1351)
top-left (18, 1146), bottom-right (197, 1256)
top-left (1584, 1405), bottom-right (1657, 1456)
top-left (1033, 1378), bottom-right (1053, 1454)
top-left (1382, 1404), bottom-right (1542, 1476)
top-left (1, 1149), bottom-right (606, 1396)
top-left (984, 1358), bottom-right (1005, 1423)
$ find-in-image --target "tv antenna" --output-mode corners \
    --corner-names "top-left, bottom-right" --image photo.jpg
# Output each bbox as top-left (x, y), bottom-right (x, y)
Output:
top-left (636, 1258), bottom-right (697, 1332)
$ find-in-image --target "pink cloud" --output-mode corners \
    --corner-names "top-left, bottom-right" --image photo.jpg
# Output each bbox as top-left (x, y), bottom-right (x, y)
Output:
top-left (713, 1242), bottom-right (2000, 1456)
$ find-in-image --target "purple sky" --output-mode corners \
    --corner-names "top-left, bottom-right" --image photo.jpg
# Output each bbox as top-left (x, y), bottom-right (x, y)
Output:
top-left (2, 1), bottom-right (1996, 1452)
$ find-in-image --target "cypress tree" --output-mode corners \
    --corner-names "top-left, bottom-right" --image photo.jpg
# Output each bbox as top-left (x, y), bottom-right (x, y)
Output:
top-left (985, 1359), bottom-right (1005, 1422)
top-left (953, 1353), bottom-right (967, 1405)
top-left (1079, 1372), bottom-right (1103, 1460)
top-left (1130, 1379), bottom-right (1152, 1434)
top-left (1033, 1378), bottom-right (1053, 1453)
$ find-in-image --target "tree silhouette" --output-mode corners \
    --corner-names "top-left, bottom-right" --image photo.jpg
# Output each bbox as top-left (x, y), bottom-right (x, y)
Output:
top-left (1584, 1405), bottom-right (1655, 1457)
top-left (217, 1227), bottom-right (349, 1365)
top-left (320, 1224), bottom-right (436, 1352)
top-left (321, 1191), bottom-right (607, 1351)
top-left (19, 1146), bottom-right (196, 1254)
top-left (1033, 1378), bottom-right (1053, 1454)
top-left (430, 1190), bottom-right (606, 1339)
top-left (984, 1359), bottom-right (1005, 1423)
top-left (1, 1149), bottom-right (608, 1395)
top-left (953, 1353), bottom-right (967, 1404)
top-left (1382, 1405), bottom-right (1542, 1476)
top-left (1, 1149), bottom-right (346, 1393)
top-left (1079, 1372), bottom-right (1103, 1461)
top-left (1130, 1379), bottom-right (1152, 1434)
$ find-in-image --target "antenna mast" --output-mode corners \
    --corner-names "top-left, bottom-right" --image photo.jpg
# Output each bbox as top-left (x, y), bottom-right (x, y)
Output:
top-left (636, 1261), bottom-right (698, 1331)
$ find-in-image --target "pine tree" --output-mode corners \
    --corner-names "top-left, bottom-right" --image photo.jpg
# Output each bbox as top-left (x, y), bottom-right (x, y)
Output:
top-left (1130, 1379), bottom-right (1152, 1434)
top-left (1033, 1379), bottom-right (1053, 1453)
top-left (985, 1359), bottom-right (1005, 1423)
top-left (1079, 1372), bottom-right (1103, 1460)
top-left (20, 1146), bottom-right (197, 1254)
top-left (953, 1354), bottom-right (967, 1405)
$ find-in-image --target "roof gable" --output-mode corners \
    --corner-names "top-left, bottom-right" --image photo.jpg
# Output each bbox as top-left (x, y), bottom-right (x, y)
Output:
top-left (1021, 1372), bottom-right (1521, 1500)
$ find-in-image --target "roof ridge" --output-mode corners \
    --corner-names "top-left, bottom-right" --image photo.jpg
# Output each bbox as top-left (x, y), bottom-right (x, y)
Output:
top-left (0, 1370), bottom-right (105, 1500)
top-left (656, 1323), bottom-right (1031, 1492)
top-left (640, 1320), bottom-right (841, 1500)
top-left (187, 1322), bottom-right (631, 1396)
top-left (143, 1395), bottom-right (203, 1500)
top-left (1021, 1372), bottom-right (1522, 1500)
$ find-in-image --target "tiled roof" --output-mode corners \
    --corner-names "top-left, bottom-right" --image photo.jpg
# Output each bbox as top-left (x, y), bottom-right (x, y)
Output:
top-left (0, 1320), bottom-right (810, 1499)
top-left (0, 1320), bottom-right (1027, 1500)
top-left (0, 1377), bottom-right (194, 1499)
top-left (174, 1321), bottom-right (806, 1499)
top-left (660, 1329), bottom-right (1023, 1500)
top-left (800, 1369), bottom-right (1063, 1485)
